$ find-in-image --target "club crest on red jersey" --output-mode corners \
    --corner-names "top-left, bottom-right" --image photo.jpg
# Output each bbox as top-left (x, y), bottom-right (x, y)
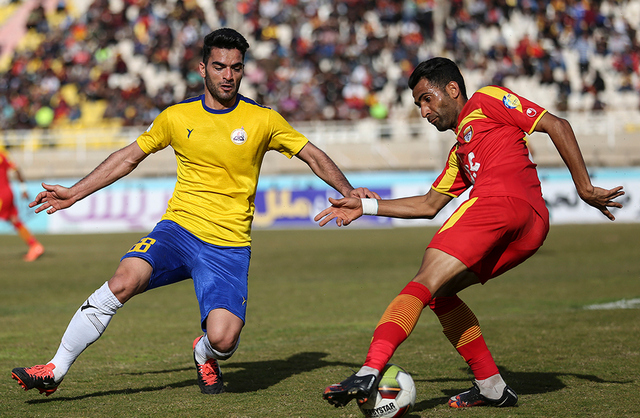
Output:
top-left (463, 126), bottom-right (473, 142)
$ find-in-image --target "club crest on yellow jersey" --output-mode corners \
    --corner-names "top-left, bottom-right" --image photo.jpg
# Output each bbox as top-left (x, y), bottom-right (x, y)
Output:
top-left (231, 128), bottom-right (247, 145)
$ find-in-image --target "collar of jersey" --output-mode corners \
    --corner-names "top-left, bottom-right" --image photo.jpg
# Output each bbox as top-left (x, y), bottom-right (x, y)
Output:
top-left (200, 94), bottom-right (241, 114)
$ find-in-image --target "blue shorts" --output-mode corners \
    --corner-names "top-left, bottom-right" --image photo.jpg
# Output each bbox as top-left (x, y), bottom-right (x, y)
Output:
top-left (121, 220), bottom-right (251, 330)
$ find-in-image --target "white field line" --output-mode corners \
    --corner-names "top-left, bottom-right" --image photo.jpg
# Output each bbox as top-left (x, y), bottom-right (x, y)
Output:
top-left (583, 298), bottom-right (640, 310)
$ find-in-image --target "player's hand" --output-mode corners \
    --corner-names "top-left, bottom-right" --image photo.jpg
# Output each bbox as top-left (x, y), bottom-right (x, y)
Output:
top-left (348, 187), bottom-right (380, 199)
top-left (314, 197), bottom-right (363, 227)
top-left (579, 185), bottom-right (625, 221)
top-left (29, 183), bottom-right (76, 214)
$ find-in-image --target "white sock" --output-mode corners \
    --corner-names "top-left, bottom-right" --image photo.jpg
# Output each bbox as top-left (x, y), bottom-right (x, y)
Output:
top-left (356, 366), bottom-right (380, 378)
top-left (49, 282), bottom-right (123, 382)
top-left (194, 334), bottom-right (240, 365)
top-left (475, 373), bottom-right (507, 400)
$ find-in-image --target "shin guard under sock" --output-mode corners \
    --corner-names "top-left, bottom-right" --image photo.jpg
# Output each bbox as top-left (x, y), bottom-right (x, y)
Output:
top-left (429, 296), bottom-right (499, 380)
top-left (49, 282), bottom-right (123, 381)
top-left (363, 281), bottom-right (431, 372)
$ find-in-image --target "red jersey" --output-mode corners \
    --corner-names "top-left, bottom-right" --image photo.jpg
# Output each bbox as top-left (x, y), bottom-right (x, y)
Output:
top-left (0, 150), bottom-right (18, 220)
top-left (431, 86), bottom-right (549, 219)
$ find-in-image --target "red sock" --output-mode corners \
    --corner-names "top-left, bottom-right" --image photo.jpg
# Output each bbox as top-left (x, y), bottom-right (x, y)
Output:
top-left (429, 296), bottom-right (499, 380)
top-left (363, 282), bottom-right (431, 372)
top-left (13, 220), bottom-right (37, 246)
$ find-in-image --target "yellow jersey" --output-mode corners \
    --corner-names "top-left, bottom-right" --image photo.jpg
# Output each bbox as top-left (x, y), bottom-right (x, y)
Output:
top-left (137, 94), bottom-right (309, 246)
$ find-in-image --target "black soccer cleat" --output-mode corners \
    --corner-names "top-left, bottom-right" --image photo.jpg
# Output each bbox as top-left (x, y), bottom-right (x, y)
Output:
top-left (448, 382), bottom-right (518, 408)
top-left (323, 373), bottom-right (377, 407)
top-left (193, 336), bottom-right (224, 394)
top-left (11, 363), bottom-right (61, 396)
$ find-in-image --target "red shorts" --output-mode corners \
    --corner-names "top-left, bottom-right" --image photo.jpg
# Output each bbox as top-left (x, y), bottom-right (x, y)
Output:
top-left (428, 196), bottom-right (549, 283)
top-left (0, 187), bottom-right (18, 220)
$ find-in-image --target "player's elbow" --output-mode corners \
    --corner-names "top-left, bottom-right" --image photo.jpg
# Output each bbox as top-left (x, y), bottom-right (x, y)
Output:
top-left (412, 201), bottom-right (441, 219)
top-left (538, 112), bottom-right (573, 136)
top-left (422, 207), bottom-right (440, 220)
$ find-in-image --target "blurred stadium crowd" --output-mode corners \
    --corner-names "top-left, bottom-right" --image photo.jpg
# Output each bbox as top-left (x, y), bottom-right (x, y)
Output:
top-left (1, 0), bottom-right (639, 131)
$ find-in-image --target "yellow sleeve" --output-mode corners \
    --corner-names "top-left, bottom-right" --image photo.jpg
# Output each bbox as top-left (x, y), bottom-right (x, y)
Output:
top-left (136, 108), bottom-right (172, 154)
top-left (267, 109), bottom-right (309, 158)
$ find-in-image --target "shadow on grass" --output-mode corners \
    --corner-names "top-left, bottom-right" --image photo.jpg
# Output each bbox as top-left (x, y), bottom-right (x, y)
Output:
top-left (25, 351), bottom-right (359, 403)
top-left (411, 366), bottom-right (632, 411)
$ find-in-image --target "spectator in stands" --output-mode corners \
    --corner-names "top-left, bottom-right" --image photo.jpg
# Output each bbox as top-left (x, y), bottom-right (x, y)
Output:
top-left (574, 31), bottom-right (593, 77)
top-left (590, 70), bottom-right (606, 111)
top-left (556, 73), bottom-right (572, 112)
top-left (1, 0), bottom-right (639, 128)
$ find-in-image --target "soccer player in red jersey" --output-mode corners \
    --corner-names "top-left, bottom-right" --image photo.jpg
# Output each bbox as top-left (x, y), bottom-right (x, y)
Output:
top-left (0, 148), bottom-right (44, 261)
top-left (317, 57), bottom-right (625, 409)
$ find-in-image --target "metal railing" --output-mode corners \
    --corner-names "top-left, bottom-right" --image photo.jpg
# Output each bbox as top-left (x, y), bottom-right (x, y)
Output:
top-left (4, 111), bottom-right (640, 180)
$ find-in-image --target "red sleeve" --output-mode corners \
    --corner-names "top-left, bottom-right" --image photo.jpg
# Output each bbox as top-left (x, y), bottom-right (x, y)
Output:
top-left (474, 86), bottom-right (547, 134)
top-left (431, 144), bottom-right (472, 197)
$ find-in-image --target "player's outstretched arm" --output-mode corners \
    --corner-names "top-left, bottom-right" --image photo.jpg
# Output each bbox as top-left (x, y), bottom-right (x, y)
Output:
top-left (315, 189), bottom-right (453, 227)
top-left (30, 142), bottom-right (149, 215)
top-left (535, 112), bottom-right (624, 220)
top-left (296, 142), bottom-right (379, 199)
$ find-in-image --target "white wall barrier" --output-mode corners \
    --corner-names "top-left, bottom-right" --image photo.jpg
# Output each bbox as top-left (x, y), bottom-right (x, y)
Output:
top-left (2, 167), bottom-right (638, 236)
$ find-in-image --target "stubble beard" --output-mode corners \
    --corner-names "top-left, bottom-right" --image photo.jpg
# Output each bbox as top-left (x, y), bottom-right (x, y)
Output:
top-left (204, 71), bottom-right (240, 107)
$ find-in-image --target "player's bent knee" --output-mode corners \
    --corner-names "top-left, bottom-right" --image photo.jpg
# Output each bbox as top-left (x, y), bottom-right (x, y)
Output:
top-left (210, 337), bottom-right (240, 360)
top-left (206, 332), bottom-right (239, 355)
top-left (108, 260), bottom-right (152, 304)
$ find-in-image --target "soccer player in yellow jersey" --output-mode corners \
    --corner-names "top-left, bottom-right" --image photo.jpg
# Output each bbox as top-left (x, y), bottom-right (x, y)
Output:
top-left (12, 28), bottom-right (377, 396)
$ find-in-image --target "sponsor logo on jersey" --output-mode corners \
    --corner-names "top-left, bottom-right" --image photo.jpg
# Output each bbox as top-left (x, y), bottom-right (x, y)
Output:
top-left (231, 127), bottom-right (247, 145)
top-left (187, 128), bottom-right (194, 138)
top-left (526, 108), bottom-right (537, 117)
top-left (463, 125), bottom-right (473, 142)
top-left (502, 94), bottom-right (520, 109)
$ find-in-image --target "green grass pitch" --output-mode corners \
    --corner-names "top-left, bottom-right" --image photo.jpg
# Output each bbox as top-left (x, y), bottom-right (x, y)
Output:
top-left (1, 224), bottom-right (639, 417)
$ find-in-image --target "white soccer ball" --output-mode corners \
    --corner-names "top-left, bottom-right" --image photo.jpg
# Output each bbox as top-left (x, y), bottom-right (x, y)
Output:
top-left (359, 364), bottom-right (416, 418)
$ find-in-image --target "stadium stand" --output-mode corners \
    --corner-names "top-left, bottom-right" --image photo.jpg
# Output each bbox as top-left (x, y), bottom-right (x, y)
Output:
top-left (1, 0), bottom-right (640, 178)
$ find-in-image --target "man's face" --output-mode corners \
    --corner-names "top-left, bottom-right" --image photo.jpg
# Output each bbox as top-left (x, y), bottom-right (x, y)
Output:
top-left (200, 47), bottom-right (244, 109)
top-left (412, 78), bottom-right (459, 132)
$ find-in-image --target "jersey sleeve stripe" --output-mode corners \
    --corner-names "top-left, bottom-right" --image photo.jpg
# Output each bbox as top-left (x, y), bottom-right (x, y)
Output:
top-left (526, 109), bottom-right (548, 134)
top-left (457, 108), bottom-right (487, 133)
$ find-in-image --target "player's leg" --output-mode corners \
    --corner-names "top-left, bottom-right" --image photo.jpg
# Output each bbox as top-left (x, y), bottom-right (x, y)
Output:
top-left (436, 288), bottom-right (518, 407)
top-left (11, 221), bottom-right (190, 396)
top-left (442, 198), bottom-right (548, 407)
top-left (200, 308), bottom-right (243, 358)
top-left (428, 270), bottom-right (509, 406)
top-left (9, 213), bottom-right (44, 261)
top-left (429, 291), bottom-right (516, 407)
top-left (191, 244), bottom-right (250, 394)
top-left (193, 309), bottom-right (243, 394)
top-left (323, 248), bottom-right (467, 407)
top-left (11, 257), bottom-right (152, 395)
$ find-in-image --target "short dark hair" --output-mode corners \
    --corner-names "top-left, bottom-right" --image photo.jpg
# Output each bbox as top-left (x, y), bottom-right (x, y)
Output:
top-left (202, 28), bottom-right (250, 63)
top-left (408, 57), bottom-right (467, 99)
